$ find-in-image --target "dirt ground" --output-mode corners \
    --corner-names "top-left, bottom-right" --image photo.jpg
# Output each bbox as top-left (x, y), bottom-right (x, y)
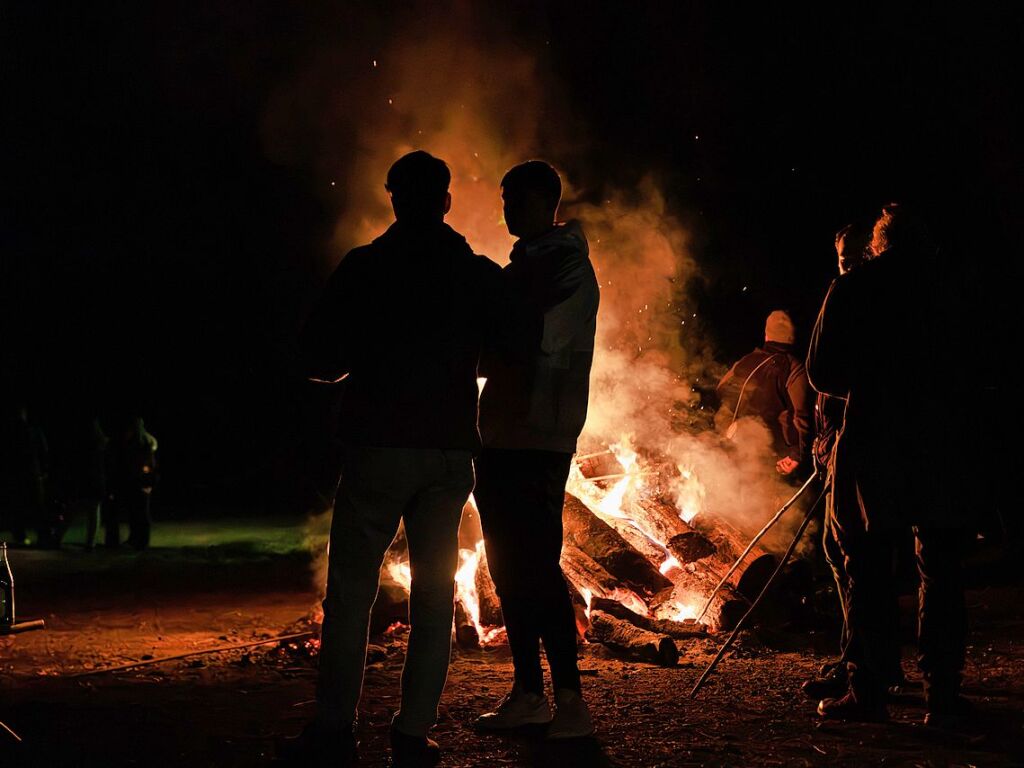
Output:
top-left (2, 518), bottom-right (1023, 767)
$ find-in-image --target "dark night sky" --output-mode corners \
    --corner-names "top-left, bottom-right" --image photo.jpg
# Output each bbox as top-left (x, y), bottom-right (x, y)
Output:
top-left (2, 2), bottom-right (1018, 511)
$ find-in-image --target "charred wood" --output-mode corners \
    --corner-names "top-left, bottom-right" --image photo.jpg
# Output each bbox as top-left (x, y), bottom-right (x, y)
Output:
top-left (474, 545), bottom-right (504, 627)
top-left (454, 600), bottom-right (480, 650)
top-left (563, 493), bottom-right (672, 597)
top-left (589, 597), bottom-right (708, 640)
top-left (585, 611), bottom-right (679, 667)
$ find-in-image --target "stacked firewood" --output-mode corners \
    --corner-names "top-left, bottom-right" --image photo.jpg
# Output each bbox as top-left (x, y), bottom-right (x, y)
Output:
top-left (375, 451), bottom-right (778, 666)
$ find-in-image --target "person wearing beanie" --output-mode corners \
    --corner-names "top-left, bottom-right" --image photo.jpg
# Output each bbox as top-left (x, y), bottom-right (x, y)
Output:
top-left (716, 310), bottom-right (813, 477)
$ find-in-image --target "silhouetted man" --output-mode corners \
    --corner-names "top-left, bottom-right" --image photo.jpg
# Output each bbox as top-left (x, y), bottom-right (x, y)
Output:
top-left (802, 223), bottom-right (903, 702)
top-left (288, 151), bottom-right (500, 767)
top-left (474, 161), bottom-right (599, 739)
top-left (716, 309), bottom-right (813, 478)
top-left (809, 204), bottom-right (971, 727)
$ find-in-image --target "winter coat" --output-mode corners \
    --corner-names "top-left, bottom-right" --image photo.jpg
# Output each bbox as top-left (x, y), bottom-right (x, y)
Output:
top-left (300, 219), bottom-right (501, 453)
top-left (479, 220), bottom-right (600, 453)
top-left (807, 246), bottom-right (966, 529)
top-left (716, 342), bottom-right (813, 466)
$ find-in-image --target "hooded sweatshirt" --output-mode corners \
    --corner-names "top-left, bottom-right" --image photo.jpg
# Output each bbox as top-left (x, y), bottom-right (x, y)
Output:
top-left (479, 220), bottom-right (600, 453)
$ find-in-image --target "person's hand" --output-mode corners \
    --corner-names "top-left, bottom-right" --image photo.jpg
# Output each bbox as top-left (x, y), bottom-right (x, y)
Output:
top-left (776, 456), bottom-right (800, 475)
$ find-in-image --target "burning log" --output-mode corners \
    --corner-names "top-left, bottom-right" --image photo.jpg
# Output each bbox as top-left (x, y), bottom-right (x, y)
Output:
top-left (563, 577), bottom-right (590, 638)
top-left (454, 599), bottom-right (480, 650)
top-left (370, 570), bottom-right (410, 635)
top-left (695, 518), bottom-right (778, 600)
top-left (589, 597), bottom-right (707, 640)
top-left (563, 493), bottom-right (673, 598)
top-left (585, 610), bottom-right (679, 667)
top-left (473, 544), bottom-right (503, 627)
top-left (667, 531), bottom-right (716, 563)
top-left (630, 496), bottom-right (777, 603)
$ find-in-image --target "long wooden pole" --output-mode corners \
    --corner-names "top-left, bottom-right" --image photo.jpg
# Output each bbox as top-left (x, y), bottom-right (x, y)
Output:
top-left (689, 487), bottom-right (825, 698)
top-left (694, 469), bottom-right (819, 624)
top-left (70, 631), bottom-right (315, 678)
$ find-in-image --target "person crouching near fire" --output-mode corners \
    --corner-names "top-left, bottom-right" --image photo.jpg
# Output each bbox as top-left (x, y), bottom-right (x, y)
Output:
top-left (715, 309), bottom-right (814, 480)
top-left (808, 204), bottom-right (973, 727)
top-left (800, 221), bottom-right (905, 704)
top-left (283, 151), bottom-right (501, 767)
top-left (473, 161), bottom-right (600, 739)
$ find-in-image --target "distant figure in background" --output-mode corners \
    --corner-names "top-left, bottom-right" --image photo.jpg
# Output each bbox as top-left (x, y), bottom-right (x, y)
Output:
top-left (65, 418), bottom-right (109, 550)
top-left (808, 204), bottom-right (971, 727)
top-left (287, 150), bottom-right (500, 768)
top-left (106, 416), bottom-right (157, 550)
top-left (716, 310), bottom-right (813, 478)
top-left (474, 161), bottom-right (600, 739)
top-left (0, 405), bottom-right (53, 547)
top-left (801, 223), bottom-right (903, 702)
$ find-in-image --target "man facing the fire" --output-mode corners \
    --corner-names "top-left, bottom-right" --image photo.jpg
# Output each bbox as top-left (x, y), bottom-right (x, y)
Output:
top-left (287, 150), bottom-right (501, 767)
top-left (473, 161), bottom-right (600, 739)
top-left (808, 204), bottom-right (972, 727)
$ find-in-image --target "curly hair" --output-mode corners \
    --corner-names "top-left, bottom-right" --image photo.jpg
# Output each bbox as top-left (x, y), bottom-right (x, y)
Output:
top-left (869, 203), bottom-right (936, 258)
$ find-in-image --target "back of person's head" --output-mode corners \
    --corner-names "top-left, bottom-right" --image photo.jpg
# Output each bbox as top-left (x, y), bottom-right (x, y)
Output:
top-left (764, 310), bottom-right (796, 345)
top-left (834, 221), bottom-right (873, 274)
top-left (386, 151), bottom-right (451, 221)
top-left (870, 203), bottom-right (936, 258)
top-left (501, 160), bottom-right (562, 213)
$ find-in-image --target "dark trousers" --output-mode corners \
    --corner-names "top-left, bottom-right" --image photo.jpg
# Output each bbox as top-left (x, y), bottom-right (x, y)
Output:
top-left (106, 490), bottom-right (151, 549)
top-left (838, 521), bottom-right (967, 706)
top-left (822, 487), bottom-right (902, 683)
top-left (475, 448), bottom-right (581, 695)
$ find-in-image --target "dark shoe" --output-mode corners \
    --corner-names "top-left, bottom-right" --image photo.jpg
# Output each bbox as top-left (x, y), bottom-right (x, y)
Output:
top-left (817, 691), bottom-right (889, 722)
top-left (390, 726), bottom-right (440, 767)
top-left (802, 665), bottom-right (848, 701)
top-left (276, 721), bottom-right (358, 766)
top-left (924, 696), bottom-right (973, 729)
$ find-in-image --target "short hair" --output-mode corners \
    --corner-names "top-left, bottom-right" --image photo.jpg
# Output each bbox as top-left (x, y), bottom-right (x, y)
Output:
top-left (834, 221), bottom-right (872, 272)
top-left (501, 160), bottom-right (562, 209)
top-left (385, 151), bottom-right (451, 219)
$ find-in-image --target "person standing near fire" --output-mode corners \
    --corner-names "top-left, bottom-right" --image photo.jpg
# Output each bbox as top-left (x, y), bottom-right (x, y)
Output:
top-left (473, 161), bottom-right (600, 739)
top-left (715, 309), bottom-right (814, 479)
top-left (808, 204), bottom-right (972, 727)
top-left (284, 151), bottom-right (501, 768)
top-left (801, 222), bottom-right (904, 702)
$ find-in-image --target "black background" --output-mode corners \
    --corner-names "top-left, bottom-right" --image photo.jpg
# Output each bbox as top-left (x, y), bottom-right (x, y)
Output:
top-left (3, 2), bottom-right (1017, 510)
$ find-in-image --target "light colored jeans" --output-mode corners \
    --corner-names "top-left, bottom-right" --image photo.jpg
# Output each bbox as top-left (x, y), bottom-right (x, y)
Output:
top-left (316, 446), bottom-right (473, 736)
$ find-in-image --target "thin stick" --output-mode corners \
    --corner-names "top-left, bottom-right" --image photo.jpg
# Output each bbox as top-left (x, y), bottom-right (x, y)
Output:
top-left (694, 469), bottom-right (819, 623)
top-left (0, 719), bottom-right (22, 743)
top-left (574, 450), bottom-right (614, 462)
top-left (689, 487), bottom-right (825, 698)
top-left (70, 631), bottom-right (315, 678)
top-left (580, 471), bottom-right (657, 483)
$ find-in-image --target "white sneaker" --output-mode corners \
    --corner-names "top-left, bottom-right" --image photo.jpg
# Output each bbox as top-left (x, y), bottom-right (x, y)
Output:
top-left (473, 683), bottom-right (553, 731)
top-left (546, 688), bottom-right (594, 740)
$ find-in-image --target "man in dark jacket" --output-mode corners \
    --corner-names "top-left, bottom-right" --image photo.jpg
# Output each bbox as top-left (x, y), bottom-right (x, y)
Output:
top-left (286, 151), bottom-right (500, 768)
top-left (808, 204), bottom-right (970, 727)
top-left (716, 310), bottom-right (813, 477)
top-left (802, 223), bottom-right (903, 701)
top-left (473, 161), bottom-right (599, 740)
